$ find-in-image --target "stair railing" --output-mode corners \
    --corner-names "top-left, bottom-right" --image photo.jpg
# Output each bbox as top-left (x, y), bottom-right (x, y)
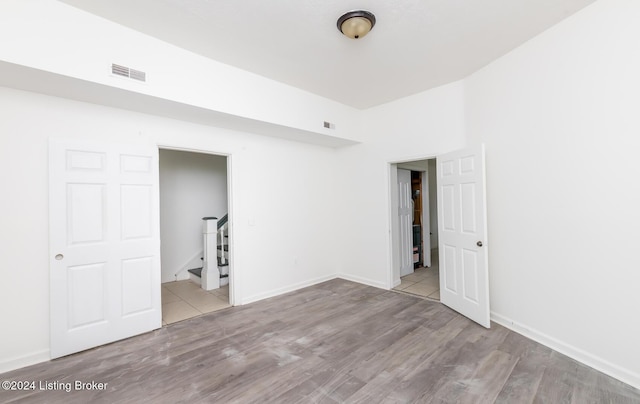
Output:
top-left (217, 213), bottom-right (228, 266)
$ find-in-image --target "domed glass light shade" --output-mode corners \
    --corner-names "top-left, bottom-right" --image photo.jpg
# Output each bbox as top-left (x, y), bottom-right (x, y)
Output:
top-left (337, 10), bottom-right (376, 39)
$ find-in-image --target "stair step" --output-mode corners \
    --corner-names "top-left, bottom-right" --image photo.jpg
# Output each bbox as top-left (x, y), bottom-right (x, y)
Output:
top-left (188, 267), bottom-right (203, 278)
top-left (189, 265), bottom-right (229, 280)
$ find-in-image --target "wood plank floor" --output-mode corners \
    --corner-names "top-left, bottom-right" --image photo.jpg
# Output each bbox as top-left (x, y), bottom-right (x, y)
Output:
top-left (2, 279), bottom-right (639, 403)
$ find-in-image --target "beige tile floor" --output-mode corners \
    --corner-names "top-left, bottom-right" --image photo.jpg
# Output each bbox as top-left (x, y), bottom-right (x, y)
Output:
top-left (162, 280), bottom-right (230, 325)
top-left (393, 249), bottom-right (440, 300)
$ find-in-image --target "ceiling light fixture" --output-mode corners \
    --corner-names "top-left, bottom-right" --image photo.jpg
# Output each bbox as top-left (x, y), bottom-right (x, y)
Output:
top-left (337, 10), bottom-right (376, 39)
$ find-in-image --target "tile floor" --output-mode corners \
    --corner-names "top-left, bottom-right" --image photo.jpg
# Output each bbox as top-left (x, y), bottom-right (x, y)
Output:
top-left (393, 249), bottom-right (440, 300)
top-left (161, 280), bottom-right (230, 325)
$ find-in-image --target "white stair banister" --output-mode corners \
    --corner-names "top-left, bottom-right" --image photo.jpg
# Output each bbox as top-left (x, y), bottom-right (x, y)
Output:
top-left (201, 216), bottom-right (220, 290)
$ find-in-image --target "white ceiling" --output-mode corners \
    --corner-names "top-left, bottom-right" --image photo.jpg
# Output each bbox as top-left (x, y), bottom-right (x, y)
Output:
top-left (59, 0), bottom-right (596, 109)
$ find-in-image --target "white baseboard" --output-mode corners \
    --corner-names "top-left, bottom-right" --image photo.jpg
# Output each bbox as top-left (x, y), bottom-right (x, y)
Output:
top-left (0, 349), bottom-right (50, 374)
top-left (240, 274), bottom-right (389, 306)
top-left (337, 273), bottom-right (388, 290)
top-left (491, 311), bottom-right (640, 391)
top-left (240, 274), bottom-right (336, 305)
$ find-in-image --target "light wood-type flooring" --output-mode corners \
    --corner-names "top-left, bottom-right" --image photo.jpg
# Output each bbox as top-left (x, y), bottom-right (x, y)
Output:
top-left (2, 279), bottom-right (639, 403)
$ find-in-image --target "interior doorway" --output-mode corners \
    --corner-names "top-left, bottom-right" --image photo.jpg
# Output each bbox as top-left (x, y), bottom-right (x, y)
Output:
top-left (391, 158), bottom-right (440, 300)
top-left (389, 145), bottom-right (490, 327)
top-left (158, 148), bottom-right (232, 325)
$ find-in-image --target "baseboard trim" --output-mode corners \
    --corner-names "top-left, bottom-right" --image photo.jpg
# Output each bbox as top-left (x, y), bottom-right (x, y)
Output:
top-left (337, 273), bottom-right (387, 290)
top-left (491, 311), bottom-right (640, 390)
top-left (0, 349), bottom-right (50, 374)
top-left (240, 274), bottom-right (336, 305)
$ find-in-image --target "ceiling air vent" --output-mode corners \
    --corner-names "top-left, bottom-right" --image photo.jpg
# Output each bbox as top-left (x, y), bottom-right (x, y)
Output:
top-left (111, 63), bottom-right (146, 82)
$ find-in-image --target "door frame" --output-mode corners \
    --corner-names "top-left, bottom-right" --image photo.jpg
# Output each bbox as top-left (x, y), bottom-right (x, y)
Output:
top-left (388, 155), bottom-right (437, 289)
top-left (157, 144), bottom-right (236, 306)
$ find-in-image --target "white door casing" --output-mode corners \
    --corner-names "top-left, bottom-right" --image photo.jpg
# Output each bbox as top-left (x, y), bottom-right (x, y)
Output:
top-left (437, 144), bottom-right (490, 328)
top-left (398, 169), bottom-right (414, 277)
top-left (422, 171), bottom-right (431, 268)
top-left (49, 139), bottom-right (161, 358)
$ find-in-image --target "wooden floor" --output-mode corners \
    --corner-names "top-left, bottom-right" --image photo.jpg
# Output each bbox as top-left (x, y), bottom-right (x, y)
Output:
top-left (2, 279), bottom-right (639, 403)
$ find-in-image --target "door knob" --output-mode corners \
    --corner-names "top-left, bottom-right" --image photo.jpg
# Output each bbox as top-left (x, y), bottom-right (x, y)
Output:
top-left (476, 241), bottom-right (483, 247)
top-left (55, 254), bottom-right (64, 260)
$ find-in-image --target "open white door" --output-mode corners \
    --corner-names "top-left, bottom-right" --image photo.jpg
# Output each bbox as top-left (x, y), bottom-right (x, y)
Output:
top-left (398, 169), bottom-right (414, 277)
top-left (437, 144), bottom-right (490, 328)
top-left (49, 139), bottom-right (161, 358)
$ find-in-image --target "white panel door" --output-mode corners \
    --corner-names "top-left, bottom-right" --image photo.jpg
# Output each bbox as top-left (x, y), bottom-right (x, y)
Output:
top-left (398, 169), bottom-right (414, 277)
top-left (49, 139), bottom-right (161, 358)
top-left (437, 144), bottom-right (490, 328)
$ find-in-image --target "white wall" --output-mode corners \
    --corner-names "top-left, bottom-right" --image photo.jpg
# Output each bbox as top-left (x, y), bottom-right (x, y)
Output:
top-left (464, 0), bottom-right (640, 388)
top-left (0, 86), bottom-right (339, 373)
top-left (159, 150), bottom-right (227, 283)
top-left (336, 82), bottom-right (466, 289)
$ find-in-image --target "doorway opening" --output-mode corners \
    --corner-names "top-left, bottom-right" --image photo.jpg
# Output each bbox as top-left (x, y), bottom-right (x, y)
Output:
top-left (158, 149), bottom-right (232, 325)
top-left (391, 159), bottom-right (440, 300)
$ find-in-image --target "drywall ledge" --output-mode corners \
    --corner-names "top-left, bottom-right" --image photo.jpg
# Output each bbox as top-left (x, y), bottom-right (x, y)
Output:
top-left (0, 61), bottom-right (359, 149)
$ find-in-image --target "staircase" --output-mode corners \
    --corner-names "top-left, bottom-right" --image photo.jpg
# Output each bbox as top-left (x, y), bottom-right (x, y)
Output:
top-left (188, 214), bottom-right (229, 290)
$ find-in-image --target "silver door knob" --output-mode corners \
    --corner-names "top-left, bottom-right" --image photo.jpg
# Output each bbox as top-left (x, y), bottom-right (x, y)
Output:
top-left (476, 241), bottom-right (483, 247)
top-left (55, 254), bottom-right (64, 260)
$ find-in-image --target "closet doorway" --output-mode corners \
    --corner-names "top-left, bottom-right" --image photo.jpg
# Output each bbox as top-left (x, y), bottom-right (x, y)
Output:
top-left (392, 159), bottom-right (440, 300)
